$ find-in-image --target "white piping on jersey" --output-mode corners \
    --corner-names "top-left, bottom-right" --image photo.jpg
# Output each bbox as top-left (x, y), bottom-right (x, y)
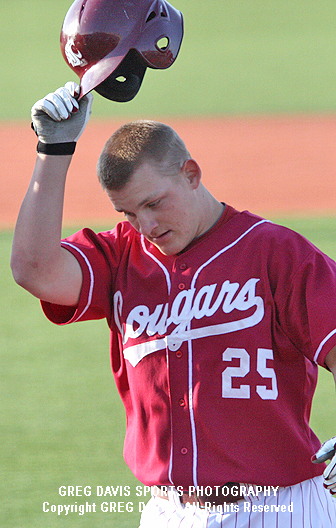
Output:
top-left (140, 220), bottom-right (269, 489)
top-left (187, 337), bottom-right (198, 488)
top-left (191, 219), bottom-right (271, 289)
top-left (141, 235), bottom-right (171, 294)
top-left (61, 241), bottom-right (95, 323)
top-left (314, 327), bottom-right (336, 364)
top-left (186, 219), bottom-right (270, 489)
top-left (167, 327), bottom-right (174, 485)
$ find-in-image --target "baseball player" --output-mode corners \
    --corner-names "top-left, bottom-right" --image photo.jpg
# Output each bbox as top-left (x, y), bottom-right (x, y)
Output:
top-left (10, 81), bottom-right (336, 528)
top-left (10, 0), bottom-right (336, 525)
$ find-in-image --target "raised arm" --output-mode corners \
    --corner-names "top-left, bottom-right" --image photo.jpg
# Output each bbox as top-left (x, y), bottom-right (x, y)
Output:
top-left (11, 83), bottom-right (93, 306)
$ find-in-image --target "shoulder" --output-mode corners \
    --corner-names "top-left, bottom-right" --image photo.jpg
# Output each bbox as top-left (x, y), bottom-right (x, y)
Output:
top-left (235, 209), bottom-right (316, 252)
top-left (223, 209), bottom-right (329, 278)
top-left (60, 221), bottom-right (142, 273)
top-left (221, 207), bottom-right (314, 254)
top-left (63, 221), bottom-right (139, 251)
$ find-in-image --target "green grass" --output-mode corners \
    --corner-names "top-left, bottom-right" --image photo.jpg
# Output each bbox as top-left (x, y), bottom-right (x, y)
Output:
top-left (1, 229), bottom-right (141, 527)
top-left (2, 217), bottom-right (336, 527)
top-left (2, 0), bottom-right (336, 120)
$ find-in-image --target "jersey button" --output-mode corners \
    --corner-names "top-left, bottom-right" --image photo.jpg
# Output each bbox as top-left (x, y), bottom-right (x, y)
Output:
top-left (181, 447), bottom-right (188, 455)
top-left (176, 350), bottom-right (183, 358)
top-left (179, 263), bottom-right (187, 270)
top-left (178, 283), bottom-right (185, 290)
top-left (178, 398), bottom-right (186, 407)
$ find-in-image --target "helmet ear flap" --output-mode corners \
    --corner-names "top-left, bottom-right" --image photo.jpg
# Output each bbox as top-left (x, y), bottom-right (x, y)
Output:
top-left (94, 49), bottom-right (147, 102)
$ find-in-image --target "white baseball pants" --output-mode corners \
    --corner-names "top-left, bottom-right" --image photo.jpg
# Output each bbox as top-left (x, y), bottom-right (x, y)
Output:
top-left (139, 476), bottom-right (336, 528)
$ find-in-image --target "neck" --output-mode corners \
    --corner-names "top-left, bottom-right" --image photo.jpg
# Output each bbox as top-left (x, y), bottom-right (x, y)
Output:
top-left (196, 184), bottom-right (225, 238)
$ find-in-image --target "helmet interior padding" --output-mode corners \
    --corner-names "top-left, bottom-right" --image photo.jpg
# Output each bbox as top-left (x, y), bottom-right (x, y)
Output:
top-left (94, 49), bottom-right (147, 102)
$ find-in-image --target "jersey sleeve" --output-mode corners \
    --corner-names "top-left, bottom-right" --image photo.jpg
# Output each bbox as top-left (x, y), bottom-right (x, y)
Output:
top-left (274, 237), bottom-right (336, 368)
top-left (41, 226), bottom-right (122, 326)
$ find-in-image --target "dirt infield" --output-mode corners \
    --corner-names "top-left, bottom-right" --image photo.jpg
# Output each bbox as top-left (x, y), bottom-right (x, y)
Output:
top-left (2, 115), bottom-right (336, 229)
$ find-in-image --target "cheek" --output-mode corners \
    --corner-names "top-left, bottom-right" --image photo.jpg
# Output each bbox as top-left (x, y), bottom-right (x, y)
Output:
top-left (173, 214), bottom-right (194, 243)
top-left (168, 198), bottom-right (189, 221)
top-left (159, 194), bottom-right (193, 233)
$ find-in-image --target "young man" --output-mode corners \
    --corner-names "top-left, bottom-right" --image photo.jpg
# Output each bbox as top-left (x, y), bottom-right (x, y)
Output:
top-left (11, 83), bottom-right (336, 527)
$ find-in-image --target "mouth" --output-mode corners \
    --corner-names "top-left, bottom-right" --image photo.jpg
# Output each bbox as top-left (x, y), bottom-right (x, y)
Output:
top-left (150, 230), bottom-right (171, 243)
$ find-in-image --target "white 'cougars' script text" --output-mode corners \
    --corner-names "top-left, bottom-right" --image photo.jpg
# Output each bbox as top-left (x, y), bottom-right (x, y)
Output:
top-left (113, 278), bottom-right (264, 367)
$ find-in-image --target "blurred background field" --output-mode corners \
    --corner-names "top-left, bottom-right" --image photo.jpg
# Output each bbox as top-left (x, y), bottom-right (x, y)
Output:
top-left (2, 0), bottom-right (336, 527)
top-left (2, 0), bottom-right (336, 120)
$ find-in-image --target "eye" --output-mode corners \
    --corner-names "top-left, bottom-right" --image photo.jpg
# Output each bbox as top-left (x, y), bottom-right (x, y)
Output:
top-left (123, 211), bottom-right (136, 219)
top-left (148, 199), bottom-right (161, 209)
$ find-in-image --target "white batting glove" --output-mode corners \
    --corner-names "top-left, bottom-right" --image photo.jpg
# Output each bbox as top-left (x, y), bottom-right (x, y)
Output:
top-left (312, 436), bottom-right (336, 494)
top-left (31, 82), bottom-right (93, 144)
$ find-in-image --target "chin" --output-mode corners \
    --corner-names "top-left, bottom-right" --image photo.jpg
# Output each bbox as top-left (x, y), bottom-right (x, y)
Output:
top-left (149, 233), bottom-right (190, 256)
top-left (155, 245), bottom-right (175, 256)
top-left (156, 242), bottom-right (187, 257)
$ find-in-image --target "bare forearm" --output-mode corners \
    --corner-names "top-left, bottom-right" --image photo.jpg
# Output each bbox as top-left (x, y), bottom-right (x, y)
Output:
top-left (11, 83), bottom-right (92, 304)
top-left (11, 153), bottom-right (72, 290)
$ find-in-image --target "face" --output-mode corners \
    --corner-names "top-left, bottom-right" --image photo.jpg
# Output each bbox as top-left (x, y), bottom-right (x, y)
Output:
top-left (107, 160), bottom-right (202, 256)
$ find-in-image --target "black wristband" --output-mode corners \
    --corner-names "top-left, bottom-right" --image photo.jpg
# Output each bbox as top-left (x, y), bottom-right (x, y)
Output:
top-left (36, 141), bottom-right (76, 156)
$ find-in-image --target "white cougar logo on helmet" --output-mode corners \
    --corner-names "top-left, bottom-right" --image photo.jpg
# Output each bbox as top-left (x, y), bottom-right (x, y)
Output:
top-left (65, 37), bottom-right (88, 67)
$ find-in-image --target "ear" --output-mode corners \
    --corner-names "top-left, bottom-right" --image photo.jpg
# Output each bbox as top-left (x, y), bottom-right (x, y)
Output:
top-left (181, 159), bottom-right (202, 189)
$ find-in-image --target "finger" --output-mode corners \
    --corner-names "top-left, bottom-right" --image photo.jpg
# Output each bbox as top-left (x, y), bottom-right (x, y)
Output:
top-left (323, 481), bottom-right (336, 494)
top-left (32, 96), bottom-right (63, 121)
top-left (312, 438), bottom-right (336, 463)
top-left (34, 92), bottom-right (72, 121)
top-left (312, 450), bottom-right (335, 464)
top-left (54, 87), bottom-right (79, 116)
top-left (324, 457), bottom-right (336, 480)
top-left (64, 81), bottom-right (81, 99)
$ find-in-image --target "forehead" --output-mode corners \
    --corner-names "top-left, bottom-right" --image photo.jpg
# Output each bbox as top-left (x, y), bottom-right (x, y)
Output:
top-left (107, 161), bottom-right (179, 212)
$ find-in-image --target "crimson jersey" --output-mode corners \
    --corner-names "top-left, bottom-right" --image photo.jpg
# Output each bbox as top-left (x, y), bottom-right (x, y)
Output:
top-left (42, 205), bottom-right (336, 488)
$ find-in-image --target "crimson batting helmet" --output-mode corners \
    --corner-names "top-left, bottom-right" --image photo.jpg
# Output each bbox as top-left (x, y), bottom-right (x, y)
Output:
top-left (60, 0), bottom-right (183, 102)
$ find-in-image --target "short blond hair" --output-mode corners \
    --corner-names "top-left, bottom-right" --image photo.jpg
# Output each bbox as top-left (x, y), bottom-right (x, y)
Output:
top-left (97, 120), bottom-right (190, 190)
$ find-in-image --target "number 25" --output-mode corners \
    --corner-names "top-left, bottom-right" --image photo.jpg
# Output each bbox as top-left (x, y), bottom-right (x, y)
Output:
top-left (222, 348), bottom-right (278, 400)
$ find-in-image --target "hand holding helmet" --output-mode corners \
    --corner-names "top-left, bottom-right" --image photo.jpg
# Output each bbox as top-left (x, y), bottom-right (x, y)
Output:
top-left (30, 0), bottom-right (183, 152)
top-left (31, 82), bottom-right (93, 154)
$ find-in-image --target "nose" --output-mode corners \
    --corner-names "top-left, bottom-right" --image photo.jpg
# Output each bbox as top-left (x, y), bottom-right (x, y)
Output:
top-left (137, 211), bottom-right (159, 237)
